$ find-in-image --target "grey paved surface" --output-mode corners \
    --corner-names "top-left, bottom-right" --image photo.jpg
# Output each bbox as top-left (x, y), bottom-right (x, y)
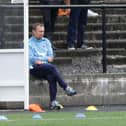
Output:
top-left (56, 105), bottom-right (126, 112)
top-left (1, 105), bottom-right (126, 114)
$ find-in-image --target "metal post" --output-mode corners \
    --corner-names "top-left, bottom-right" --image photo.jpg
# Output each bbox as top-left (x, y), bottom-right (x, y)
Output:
top-left (102, 7), bottom-right (107, 73)
top-left (24, 0), bottom-right (29, 110)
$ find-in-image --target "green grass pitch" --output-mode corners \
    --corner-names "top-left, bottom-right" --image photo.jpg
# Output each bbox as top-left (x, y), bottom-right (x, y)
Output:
top-left (0, 111), bottom-right (126, 126)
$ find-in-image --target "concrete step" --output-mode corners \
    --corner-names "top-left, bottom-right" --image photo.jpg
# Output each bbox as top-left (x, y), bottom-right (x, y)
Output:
top-left (55, 48), bottom-right (101, 57)
top-left (55, 23), bottom-right (126, 32)
top-left (87, 39), bottom-right (126, 49)
top-left (4, 32), bottom-right (23, 41)
top-left (54, 48), bottom-right (126, 66)
top-left (109, 65), bottom-right (126, 70)
top-left (54, 48), bottom-right (125, 57)
top-left (5, 16), bottom-right (23, 24)
top-left (94, 8), bottom-right (126, 15)
top-left (54, 57), bottom-right (72, 65)
top-left (29, 8), bottom-right (126, 16)
top-left (54, 39), bottom-right (126, 49)
top-left (3, 38), bottom-right (126, 49)
top-left (52, 30), bottom-right (126, 41)
top-left (29, 0), bottom-right (40, 4)
top-left (3, 30), bottom-right (126, 42)
top-left (53, 49), bottom-right (101, 66)
top-left (28, 6), bottom-right (124, 16)
top-left (29, 73), bottom-right (126, 107)
top-left (3, 22), bottom-right (126, 43)
top-left (107, 55), bottom-right (126, 65)
top-left (3, 8), bottom-right (23, 15)
top-left (107, 48), bottom-right (126, 55)
top-left (29, 14), bottom-right (126, 24)
top-left (88, 14), bottom-right (126, 23)
top-left (56, 14), bottom-right (126, 24)
top-left (5, 24), bottom-right (23, 32)
top-left (0, 0), bottom-right (10, 3)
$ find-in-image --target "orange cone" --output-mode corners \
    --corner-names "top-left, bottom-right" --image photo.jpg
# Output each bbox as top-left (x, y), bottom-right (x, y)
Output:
top-left (29, 104), bottom-right (45, 112)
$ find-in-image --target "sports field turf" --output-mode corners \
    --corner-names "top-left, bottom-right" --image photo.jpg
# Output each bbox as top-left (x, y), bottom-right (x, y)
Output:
top-left (0, 111), bottom-right (126, 126)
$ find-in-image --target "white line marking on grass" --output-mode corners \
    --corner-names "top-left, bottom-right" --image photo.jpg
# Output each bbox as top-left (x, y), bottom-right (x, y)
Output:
top-left (6, 116), bottom-right (126, 122)
top-left (86, 117), bottom-right (125, 120)
top-left (42, 117), bottom-right (126, 121)
top-left (0, 120), bottom-right (15, 122)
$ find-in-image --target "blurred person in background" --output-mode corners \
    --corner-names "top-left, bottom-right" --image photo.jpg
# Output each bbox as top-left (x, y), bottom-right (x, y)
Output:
top-left (66, 0), bottom-right (96, 50)
top-left (39, 0), bottom-right (64, 50)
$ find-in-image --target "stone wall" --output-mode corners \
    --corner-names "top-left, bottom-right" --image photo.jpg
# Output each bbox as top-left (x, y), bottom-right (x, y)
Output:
top-left (30, 73), bottom-right (126, 108)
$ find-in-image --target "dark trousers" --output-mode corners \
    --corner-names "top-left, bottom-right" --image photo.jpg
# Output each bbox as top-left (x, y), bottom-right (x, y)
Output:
top-left (67, 0), bottom-right (90, 48)
top-left (39, 0), bottom-right (58, 39)
top-left (30, 63), bottom-right (67, 102)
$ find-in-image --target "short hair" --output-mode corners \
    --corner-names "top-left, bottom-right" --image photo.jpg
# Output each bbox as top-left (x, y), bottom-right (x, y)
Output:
top-left (32, 23), bottom-right (44, 31)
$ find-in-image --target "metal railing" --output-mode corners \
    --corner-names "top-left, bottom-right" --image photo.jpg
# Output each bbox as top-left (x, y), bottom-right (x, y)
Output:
top-left (1, 4), bottom-right (126, 73)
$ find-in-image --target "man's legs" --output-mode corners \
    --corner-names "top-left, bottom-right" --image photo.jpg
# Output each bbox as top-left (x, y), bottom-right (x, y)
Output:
top-left (43, 8), bottom-right (58, 38)
top-left (51, 8), bottom-right (58, 33)
top-left (30, 64), bottom-right (57, 102)
top-left (30, 63), bottom-right (77, 109)
top-left (77, 0), bottom-right (92, 49)
top-left (77, 7), bottom-right (88, 47)
top-left (46, 74), bottom-right (57, 102)
top-left (39, 64), bottom-right (77, 97)
top-left (39, 0), bottom-right (58, 39)
top-left (43, 63), bottom-right (68, 90)
top-left (42, 9), bottom-right (52, 38)
top-left (30, 63), bottom-right (70, 99)
top-left (67, 8), bottom-right (80, 48)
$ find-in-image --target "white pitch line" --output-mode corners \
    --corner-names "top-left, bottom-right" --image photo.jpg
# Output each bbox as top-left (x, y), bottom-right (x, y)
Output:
top-left (3, 116), bottom-right (125, 122)
top-left (42, 117), bottom-right (126, 121)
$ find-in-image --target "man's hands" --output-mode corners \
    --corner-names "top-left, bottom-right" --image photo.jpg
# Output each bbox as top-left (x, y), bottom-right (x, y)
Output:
top-left (35, 60), bottom-right (44, 64)
top-left (48, 57), bottom-right (53, 62)
top-left (35, 57), bottom-right (53, 65)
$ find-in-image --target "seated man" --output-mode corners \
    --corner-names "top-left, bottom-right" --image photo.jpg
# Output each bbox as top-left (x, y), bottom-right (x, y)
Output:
top-left (29, 23), bottom-right (77, 110)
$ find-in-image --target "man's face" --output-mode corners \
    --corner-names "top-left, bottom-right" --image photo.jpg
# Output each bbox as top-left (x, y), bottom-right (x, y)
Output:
top-left (33, 25), bottom-right (45, 39)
